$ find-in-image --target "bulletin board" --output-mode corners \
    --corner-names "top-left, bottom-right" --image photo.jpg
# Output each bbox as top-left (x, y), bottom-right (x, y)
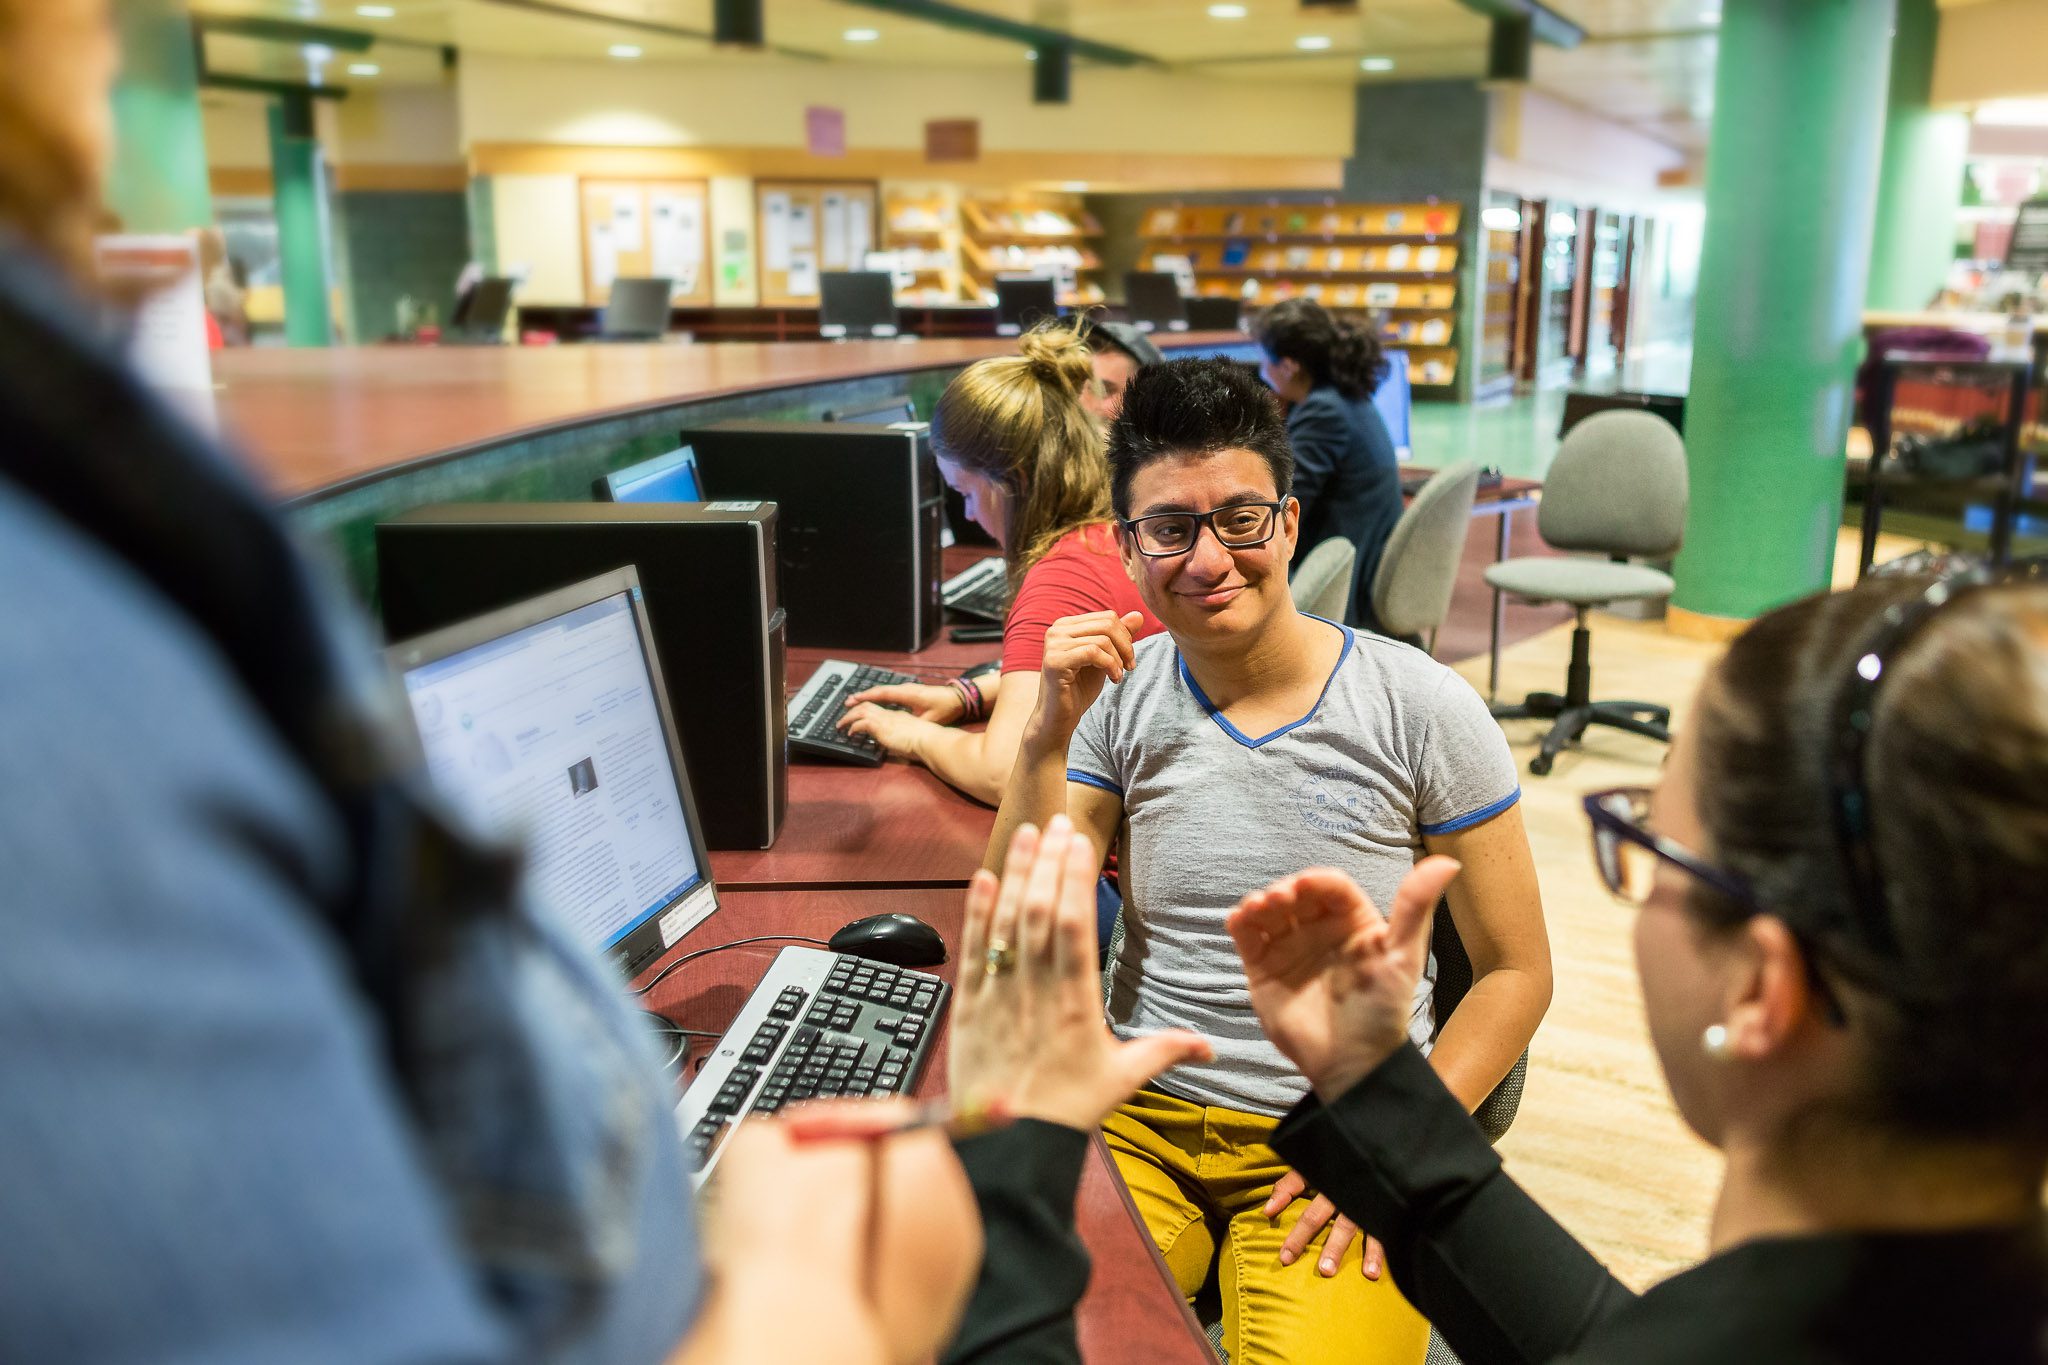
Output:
top-left (755, 180), bottom-right (879, 306)
top-left (580, 179), bottom-right (712, 307)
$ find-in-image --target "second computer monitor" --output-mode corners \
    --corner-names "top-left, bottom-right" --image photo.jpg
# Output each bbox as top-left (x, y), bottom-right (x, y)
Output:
top-left (994, 277), bottom-right (1059, 336)
top-left (823, 399), bottom-right (917, 426)
top-left (602, 277), bottom-right (675, 341)
top-left (449, 277), bottom-right (515, 342)
top-left (1125, 271), bottom-right (1189, 333)
top-left (819, 272), bottom-right (899, 339)
top-left (594, 446), bottom-right (705, 503)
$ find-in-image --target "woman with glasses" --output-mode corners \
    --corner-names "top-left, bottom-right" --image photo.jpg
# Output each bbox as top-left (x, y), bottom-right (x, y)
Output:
top-left (1254, 298), bottom-right (1404, 631)
top-left (838, 322), bottom-right (1165, 807)
top-left (1228, 570), bottom-right (2048, 1362)
top-left (988, 358), bottom-right (1551, 1365)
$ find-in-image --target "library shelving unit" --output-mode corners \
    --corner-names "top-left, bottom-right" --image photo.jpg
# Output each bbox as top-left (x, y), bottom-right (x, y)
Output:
top-left (960, 192), bottom-right (1107, 308)
top-left (879, 185), bottom-right (960, 306)
top-left (1138, 201), bottom-right (1463, 392)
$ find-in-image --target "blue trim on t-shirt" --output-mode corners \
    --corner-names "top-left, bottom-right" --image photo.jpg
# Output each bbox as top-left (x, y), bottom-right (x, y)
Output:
top-left (1420, 787), bottom-right (1522, 836)
top-left (1066, 769), bottom-right (1124, 796)
top-left (1176, 616), bottom-right (1355, 750)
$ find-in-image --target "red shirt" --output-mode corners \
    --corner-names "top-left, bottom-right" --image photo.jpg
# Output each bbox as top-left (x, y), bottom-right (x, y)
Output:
top-left (1001, 522), bottom-right (1165, 674)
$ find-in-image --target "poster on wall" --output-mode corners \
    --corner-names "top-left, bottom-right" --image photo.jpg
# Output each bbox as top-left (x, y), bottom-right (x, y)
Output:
top-left (651, 190), bottom-right (704, 295)
top-left (588, 220), bottom-right (620, 294)
top-left (719, 227), bottom-right (751, 292)
top-left (789, 200), bottom-right (816, 252)
top-left (762, 191), bottom-right (793, 272)
top-left (846, 192), bottom-right (873, 265)
top-left (611, 195), bottom-right (644, 252)
top-left (821, 192), bottom-right (850, 270)
top-left (787, 251), bottom-right (820, 297)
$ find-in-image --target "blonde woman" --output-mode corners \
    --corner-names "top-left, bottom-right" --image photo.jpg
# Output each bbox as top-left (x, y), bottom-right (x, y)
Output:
top-left (839, 322), bottom-right (1163, 805)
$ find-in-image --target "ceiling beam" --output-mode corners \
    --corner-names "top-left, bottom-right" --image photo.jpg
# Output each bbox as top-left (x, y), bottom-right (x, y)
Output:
top-left (200, 72), bottom-right (349, 101)
top-left (193, 15), bottom-right (375, 52)
top-left (1454, 0), bottom-right (1584, 49)
top-left (837, 0), bottom-right (1162, 67)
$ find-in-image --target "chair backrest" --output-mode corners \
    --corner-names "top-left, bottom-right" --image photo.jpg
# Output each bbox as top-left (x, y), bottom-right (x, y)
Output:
top-left (1290, 536), bottom-right (1356, 622)
top-left (1371, 461), bottom-right (1479, 640)
top-left (1536, 409), bottom-right (1688, 558)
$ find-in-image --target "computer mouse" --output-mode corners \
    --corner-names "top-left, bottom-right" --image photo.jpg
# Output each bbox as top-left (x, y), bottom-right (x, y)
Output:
top-left (829, 913), bottom-right (948, 967)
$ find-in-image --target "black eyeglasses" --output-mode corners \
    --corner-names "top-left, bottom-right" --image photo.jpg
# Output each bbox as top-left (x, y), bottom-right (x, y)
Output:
top-left (1121, 501), bottom-right (1284, 558)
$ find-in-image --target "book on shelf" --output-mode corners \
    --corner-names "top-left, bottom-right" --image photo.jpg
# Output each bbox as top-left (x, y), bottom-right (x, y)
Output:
top-left (1415, 244), bottom-right (1442, 272)
top-left (1383, 209), bottom-right (1405, 233)
top-left (1419, 318), bottom-right (1451, 345)
top-left (1320, 211), bottom-right (1343, 234)
top-left (1325, 246), bottom-right (1345, 271)
top-left (1285, 211), bottom-right (1308, 232)
top-left (1364, 282), bottom-right (1401, 307)
top-left (1285, 245), bottom-right (1312, 270)
top-left (1224, 211), bottom-right (1245, 234)
top-left (1144, 207), bottom-right (1180, 235)
top-left (1385, 243), bottom-right (1412, 270)
top-left (1303, 282), bottom-right (1325, 301)
top-left (1332, 284), bottom-right (1361, 308)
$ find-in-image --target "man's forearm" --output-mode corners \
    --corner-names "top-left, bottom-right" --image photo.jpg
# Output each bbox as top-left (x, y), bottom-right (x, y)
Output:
top-left (1426, 968), bottom-right (1548, 1112)
top-left (983, 727), bottom-right (1071, 872)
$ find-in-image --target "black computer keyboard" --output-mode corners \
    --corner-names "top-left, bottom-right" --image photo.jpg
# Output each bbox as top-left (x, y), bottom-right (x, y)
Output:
top-left (942, 554), bottom-right (1008, 623)
top-left (673, 946), bottom-right (949, 1182)
top-left (787, 659), bottom-right (919, 765)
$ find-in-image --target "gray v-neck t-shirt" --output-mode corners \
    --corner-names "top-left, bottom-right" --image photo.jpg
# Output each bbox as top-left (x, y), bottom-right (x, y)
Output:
top-left (1068, 619), bottom-right (1519, 1115)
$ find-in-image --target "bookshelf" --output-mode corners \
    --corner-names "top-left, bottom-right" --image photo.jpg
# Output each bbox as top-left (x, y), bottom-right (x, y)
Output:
top-left (880, 185), bottom-right (960, 306)
top-left (960, 192), bottom-right (1107, 308)
top-left (1138, 201), bottom-right (1463, 391)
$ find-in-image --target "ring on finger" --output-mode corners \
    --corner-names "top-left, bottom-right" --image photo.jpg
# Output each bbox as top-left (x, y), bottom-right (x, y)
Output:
top-left (982, 939), bottom-right (1017, 978)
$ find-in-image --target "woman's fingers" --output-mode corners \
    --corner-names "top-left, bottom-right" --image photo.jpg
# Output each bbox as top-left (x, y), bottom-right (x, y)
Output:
top-left (981, 823), bottom-right (1039, 992)
top-left (957, 867), bottom-right (999, 999)
top-left (1016, 816), bottom-right (1073, 984)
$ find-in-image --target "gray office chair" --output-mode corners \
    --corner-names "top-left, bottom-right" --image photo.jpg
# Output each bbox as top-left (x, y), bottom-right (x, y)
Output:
top-left (1370, 461), bottom-right (1480, 654)
top-left (1485, 410), bottom-right (1687, 776)
top-left (1290, 536), bottom-right (1356, 622)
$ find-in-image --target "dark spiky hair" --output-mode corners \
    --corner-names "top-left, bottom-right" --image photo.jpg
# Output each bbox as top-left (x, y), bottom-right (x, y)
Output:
top-left (1105, 358), bottom-right (1294, 518)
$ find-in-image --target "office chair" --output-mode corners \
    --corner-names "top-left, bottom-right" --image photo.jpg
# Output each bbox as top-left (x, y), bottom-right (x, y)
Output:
top-left (1289, 536), bottom-right (1356, 622)
top-left (1370, 461), bottom-right (1479, 654)
top-left (1485, 410), bottom-right (1688, 776)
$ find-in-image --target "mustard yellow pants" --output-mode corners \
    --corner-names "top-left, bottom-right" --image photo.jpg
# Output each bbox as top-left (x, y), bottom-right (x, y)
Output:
top-left (1103, 1088), bottom-right (1430, 1365)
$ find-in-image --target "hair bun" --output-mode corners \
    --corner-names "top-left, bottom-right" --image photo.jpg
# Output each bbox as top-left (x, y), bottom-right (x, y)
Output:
top-left (1017, 321), bottom-right (1096, 400)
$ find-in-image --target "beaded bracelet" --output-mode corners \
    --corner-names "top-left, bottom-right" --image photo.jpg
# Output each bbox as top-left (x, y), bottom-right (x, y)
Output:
top-left (950, 674), bottom-right (987, 724)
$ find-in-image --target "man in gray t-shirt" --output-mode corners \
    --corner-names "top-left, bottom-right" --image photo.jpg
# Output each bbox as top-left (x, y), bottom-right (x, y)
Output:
top-left (988, 359), bottom-right (1550, 1365)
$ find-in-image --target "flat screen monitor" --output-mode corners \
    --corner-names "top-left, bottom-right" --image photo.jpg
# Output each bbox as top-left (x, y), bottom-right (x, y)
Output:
top-left (823, 399), bottom-right (917, 426)
top-left (450, 277), bottom-right (514, 342)
top-left (594, 446), bottom-right (705, 503)
top-left (1374, 348), bottom-right (1413, 460)
top-left (602, 277), bottom-right (675, 340)
top-left (819, 271), bottom-right (898, 339)
top-left (1125, 271), bottom-right (1189, 333)
top-left (1184, 296), bottom-right (1242, 332)
top-left (386, 567), bottom-right (718, 973)
top-left (995, 277), bottom-right (1059, 336)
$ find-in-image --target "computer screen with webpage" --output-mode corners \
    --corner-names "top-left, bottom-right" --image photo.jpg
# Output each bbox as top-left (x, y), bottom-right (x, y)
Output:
top-left (399, 589), bottom-right (707, 954)
top-left (600, 446), bottom-right (703, 503)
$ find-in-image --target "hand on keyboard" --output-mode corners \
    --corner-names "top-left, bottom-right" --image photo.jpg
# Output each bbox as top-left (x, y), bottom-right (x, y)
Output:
top-left (836, 694), bottom-right (931, 759)
top-left (841, 679), bottom-right (964, 726)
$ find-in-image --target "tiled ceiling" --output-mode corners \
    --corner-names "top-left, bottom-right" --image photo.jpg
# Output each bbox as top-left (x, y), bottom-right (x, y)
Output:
top-left (190, 0), bottom-right (1724, 149)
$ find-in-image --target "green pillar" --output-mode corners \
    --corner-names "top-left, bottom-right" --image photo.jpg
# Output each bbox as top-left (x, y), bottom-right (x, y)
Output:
top-left (269, 95), bottom-right (334, 348)
top-left (1865, 0), bottom-right (1969, 310)
top-left (105, 0), bottom-right (213, 232)
top-left (1671, 0), bottom-right (1896, 622)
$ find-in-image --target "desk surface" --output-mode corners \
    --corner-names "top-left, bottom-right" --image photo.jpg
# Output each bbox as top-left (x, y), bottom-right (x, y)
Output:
top-left (218, 334), bottom-right (1249, 501)
top-left (640, 886), bottom-right (1214, 1365)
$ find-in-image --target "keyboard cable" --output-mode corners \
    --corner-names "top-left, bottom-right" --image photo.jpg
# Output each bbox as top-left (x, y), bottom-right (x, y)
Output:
top-left (631, 934), bottom-right (833, 997)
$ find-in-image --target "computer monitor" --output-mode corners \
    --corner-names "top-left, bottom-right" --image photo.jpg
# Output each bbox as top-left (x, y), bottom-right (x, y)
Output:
top-left (819, 271), bottom-right (899, 339)
top-left (594, 445), bottom-right (705, 503)
top-left (995, 277), bottom-right (1059, 336)
top-left (1125, 271), bottom-right (1189, 333)
top-left (602, 277), bottom-right (675, 341)
top-left (1184, 296), bottom-right (1242, 332)
top-left (1374, 348), bottom-right (1413, 460)
top-left (386, 567), bottom-right (719, 974)
top-left (449, 277), bottom-right (514, 342)
top-left (822, 399), bottom-right (917, 426)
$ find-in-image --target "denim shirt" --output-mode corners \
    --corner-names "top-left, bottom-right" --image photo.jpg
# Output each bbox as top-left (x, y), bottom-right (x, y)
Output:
top-left (0, 244), bottom-right (700, 1363)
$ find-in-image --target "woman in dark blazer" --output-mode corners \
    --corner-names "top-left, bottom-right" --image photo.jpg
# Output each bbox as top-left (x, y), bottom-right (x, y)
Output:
top-left (1226, 571), bottom-right (2048, 1363)
top-left (1255, 298), bottom-right (1403, 631)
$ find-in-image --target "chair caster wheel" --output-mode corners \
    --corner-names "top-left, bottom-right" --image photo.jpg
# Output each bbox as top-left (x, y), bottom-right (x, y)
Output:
top-left (1529, 753), bottom-right (1554, 777)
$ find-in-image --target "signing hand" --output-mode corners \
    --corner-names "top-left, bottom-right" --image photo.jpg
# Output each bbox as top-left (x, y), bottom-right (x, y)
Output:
top-left (1264, 1167), bottom-right (1386, 1279)
top-left (950, 815), bottom-right (1211, 1130)
top-left (1226, 857), bottom-right (1461, 1102)
top-left (1029, 611), bottom-right (1145, 746)
top-left (844, 680), bottom-right (965, 726)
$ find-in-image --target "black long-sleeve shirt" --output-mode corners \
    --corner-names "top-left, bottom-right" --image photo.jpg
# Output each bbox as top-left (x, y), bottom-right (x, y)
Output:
top-left (1286, 385), bottom-right (1403, 631)
top-left (944, 1120), bottom-right (1093, 1364)
top-left (1271, 1044), bottom-right (2048, 1364)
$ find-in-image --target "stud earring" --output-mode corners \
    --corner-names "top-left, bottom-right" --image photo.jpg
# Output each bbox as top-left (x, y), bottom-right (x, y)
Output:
top-left (1702, 1023), bottom-right (1733, 1059)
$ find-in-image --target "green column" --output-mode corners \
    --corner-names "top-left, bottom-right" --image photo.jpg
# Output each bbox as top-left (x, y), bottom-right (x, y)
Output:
top-left (1865, 0), bottom-right (1969, 310)
top-left (1671, 0), bottom-right (1896, 622)
top-left (105, 0), bottom-right (213, 232)
top-left (269, 95), bottom-right (334, 348)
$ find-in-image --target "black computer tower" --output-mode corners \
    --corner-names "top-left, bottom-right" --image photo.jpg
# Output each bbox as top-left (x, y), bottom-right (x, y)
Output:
top-left (684, 420), bottom-right (944, 651)
top-left (376, 502), bottom-right (786, 850)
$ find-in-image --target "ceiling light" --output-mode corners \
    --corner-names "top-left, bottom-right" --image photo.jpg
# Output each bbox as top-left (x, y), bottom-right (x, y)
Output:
top-left (1359, 55), bottom-right (1394, 71)
top-left (1549, 210), bottom-right (1577, 236)
top-left (1025, 48), bottom-right (1038, 59)
top-left (355, 4), bottom-right (395, 15)
top-left (843, 27), bottom-right (879, 42)
top-left (1481, 205), bottom-right (1521, 232)
top-left (1208, 3), bottom-right (1248, 16)
top-left (1296, 35), bottom-right (1332, 50)
top-left (303, 43), bottom-right (334, 63)
top-left (609, 43), bottom-right (642, 58)
top-left (1975, 98), bottom-right (2048, 127)
top-left (348, 62), bottom-right (380, 76)
top-left (1062, 181), bottom-right (1089, 192)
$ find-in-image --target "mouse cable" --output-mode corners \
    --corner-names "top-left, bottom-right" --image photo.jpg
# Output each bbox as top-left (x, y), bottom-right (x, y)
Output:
top-left (631, 934), bottom-right (833, 997)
